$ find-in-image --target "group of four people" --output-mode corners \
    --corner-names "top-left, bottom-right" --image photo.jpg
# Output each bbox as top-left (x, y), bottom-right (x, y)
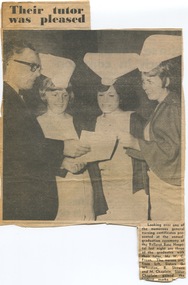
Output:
top-left (3, 34), bottom-right (182, 222)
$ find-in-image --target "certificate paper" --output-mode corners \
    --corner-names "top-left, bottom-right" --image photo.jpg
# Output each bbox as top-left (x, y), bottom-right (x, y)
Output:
top-left (80, 130), bottom-right (117, 162)
top-left (0, 1), bottom-right (187, 284)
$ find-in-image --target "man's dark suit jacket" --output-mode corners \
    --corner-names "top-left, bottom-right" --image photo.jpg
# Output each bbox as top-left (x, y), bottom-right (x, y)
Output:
top-left (3, 82), bottom-right (65, 220)
top-left (3, 82), bottom-right (108, 221)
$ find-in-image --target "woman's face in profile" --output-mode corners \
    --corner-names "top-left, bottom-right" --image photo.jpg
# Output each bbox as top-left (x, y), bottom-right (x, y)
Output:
top-left (45, 89), bottom-right (69, 114)
top-left (97, 85), bottom-right (120, 114)
top-left (141, 73), bottom-right (164, 102)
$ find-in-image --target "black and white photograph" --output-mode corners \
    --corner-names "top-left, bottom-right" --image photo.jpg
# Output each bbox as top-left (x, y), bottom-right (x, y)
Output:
top-left (2, 29), bottom-right (183, 223)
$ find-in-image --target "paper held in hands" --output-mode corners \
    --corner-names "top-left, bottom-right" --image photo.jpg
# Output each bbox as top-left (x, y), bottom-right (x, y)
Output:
top-left (78, 130), bottom-right (117, 163)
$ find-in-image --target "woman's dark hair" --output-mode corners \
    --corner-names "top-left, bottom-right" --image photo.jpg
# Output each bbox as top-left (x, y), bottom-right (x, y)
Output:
top-left (97, 73), bottom-right (140, 111)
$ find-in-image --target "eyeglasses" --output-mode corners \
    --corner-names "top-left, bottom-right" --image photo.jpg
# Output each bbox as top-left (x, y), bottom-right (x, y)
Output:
top-left (13, 59), bottom-right (41, 72)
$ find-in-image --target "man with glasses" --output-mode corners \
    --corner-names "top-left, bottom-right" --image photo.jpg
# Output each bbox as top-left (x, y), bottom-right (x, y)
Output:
top-left (3, 39), bottom-right (90, 220)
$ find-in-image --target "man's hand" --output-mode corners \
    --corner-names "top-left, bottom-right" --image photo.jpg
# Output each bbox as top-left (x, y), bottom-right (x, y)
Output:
top-left (61, 157), bottom-right (86, 174)
top-left (64, 139), bottom-right (91, 158)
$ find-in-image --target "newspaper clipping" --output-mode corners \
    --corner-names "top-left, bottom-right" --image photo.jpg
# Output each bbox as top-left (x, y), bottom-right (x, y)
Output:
top-left (0, 1), bottom-right (185, 282)
top-left (138, 223), bottom-right (185, 281)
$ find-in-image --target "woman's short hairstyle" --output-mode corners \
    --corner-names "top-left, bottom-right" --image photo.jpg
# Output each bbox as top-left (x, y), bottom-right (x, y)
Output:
top-left (143, 56), bottom-right (181, 92)
top-left (39, 77), bottom-right (74, 106)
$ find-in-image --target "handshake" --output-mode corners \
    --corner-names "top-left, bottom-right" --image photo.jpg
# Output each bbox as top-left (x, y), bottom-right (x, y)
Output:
top-left (62, 139), bottom-right (91, 174)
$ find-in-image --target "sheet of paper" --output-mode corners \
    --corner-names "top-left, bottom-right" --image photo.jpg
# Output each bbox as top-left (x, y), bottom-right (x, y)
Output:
top-left (0, 1), bottom-right (186, 283)
top-left (79, 130), bottom-right (117, 162)
top-left (138, 222), bottom-right (186, 282)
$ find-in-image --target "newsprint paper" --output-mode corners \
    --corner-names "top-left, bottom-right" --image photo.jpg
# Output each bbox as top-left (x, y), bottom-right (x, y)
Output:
top-left (0, 1), bottom-right (186, 282)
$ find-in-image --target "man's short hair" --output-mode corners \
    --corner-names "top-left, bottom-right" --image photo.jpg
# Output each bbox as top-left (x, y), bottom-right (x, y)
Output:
top-left (3, 39), bottom-right (36, 65)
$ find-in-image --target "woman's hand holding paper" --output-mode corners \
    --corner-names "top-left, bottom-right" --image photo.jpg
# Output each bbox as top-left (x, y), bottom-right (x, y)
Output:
top-left (118, 132), bottom-right (140, 150)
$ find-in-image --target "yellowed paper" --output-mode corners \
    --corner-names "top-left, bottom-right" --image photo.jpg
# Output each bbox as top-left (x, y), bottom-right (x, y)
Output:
top-left (138, 223), bottom-right (186, 282)
top-left (0, 24), bottom-right (184, 224)
top-left (2, 1), bottom-right (90, 29)
top-left (0, 2), bottom-right (186, 282)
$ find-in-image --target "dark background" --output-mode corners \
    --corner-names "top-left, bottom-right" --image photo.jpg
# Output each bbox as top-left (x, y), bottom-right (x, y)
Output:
top-left (3, 29), bottom-right (182, 131)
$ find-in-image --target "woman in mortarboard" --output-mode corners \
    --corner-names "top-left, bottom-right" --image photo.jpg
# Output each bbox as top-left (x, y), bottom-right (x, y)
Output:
top-left (37, 54), bottom-right (107, 221)
top-left (123, 35), bottom-right (183, 221)
top-left (84, 53), bottom-right (149, 222)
